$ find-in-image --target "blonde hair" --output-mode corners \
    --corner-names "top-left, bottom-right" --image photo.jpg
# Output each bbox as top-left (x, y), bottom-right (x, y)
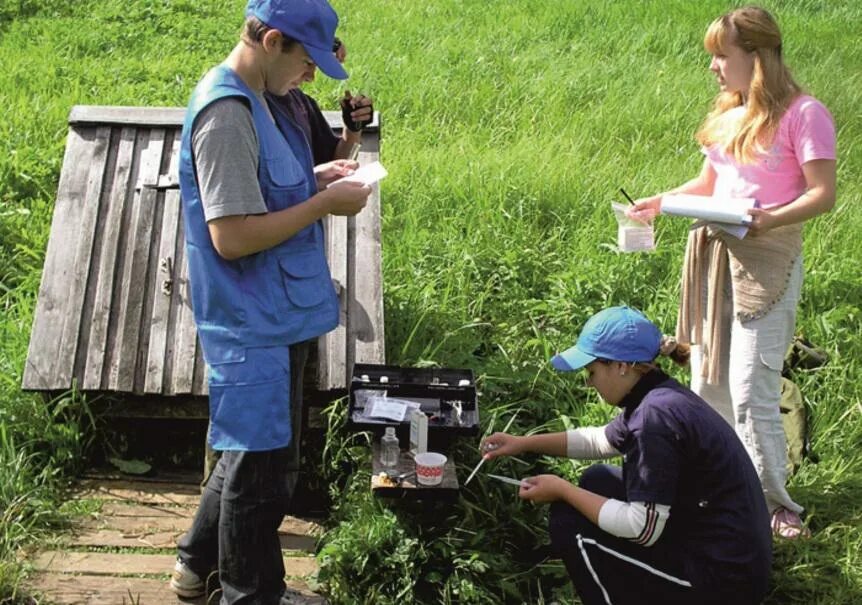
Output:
top-left (695, 6), bottom-right (803, 164)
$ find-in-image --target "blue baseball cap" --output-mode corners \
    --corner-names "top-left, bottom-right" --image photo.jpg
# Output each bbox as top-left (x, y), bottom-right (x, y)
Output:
top-left (551, 306), bottom-right (662, 371)
top-left (246, 0), bottom-right (348, 80)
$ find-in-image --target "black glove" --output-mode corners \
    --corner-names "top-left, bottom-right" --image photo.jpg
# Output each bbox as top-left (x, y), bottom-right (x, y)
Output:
top-left (340, 93), bottom-right (373, 132)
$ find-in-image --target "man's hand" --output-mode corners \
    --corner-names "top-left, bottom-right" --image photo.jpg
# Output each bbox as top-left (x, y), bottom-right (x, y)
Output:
top-left (321, 180), bottom-right (371, 216)
top-left (341, 90), bottom-right (373, 132)
top-left (518, 474), bottom-right (568, 503)
top-left (480, 432), bottom-right (524, 461)
top-left (315, 159), bottom-right (359, 190)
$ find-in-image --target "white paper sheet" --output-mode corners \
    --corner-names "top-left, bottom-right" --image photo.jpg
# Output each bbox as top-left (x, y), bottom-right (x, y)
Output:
top-left (661, 194), bottom-right (755, 224)
top-left (362, 396), bottom-right (421, 422)
top-left (661, 194), bottom-right (756, 239)
top-left (327, 161), bottom-right (388, 188)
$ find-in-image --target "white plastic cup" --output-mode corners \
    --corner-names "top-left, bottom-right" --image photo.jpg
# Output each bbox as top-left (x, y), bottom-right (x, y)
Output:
top-left (414, 452), bottom-right (447, 486)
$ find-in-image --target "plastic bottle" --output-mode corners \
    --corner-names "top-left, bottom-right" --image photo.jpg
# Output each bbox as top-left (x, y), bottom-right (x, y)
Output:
top-left (380, 427), bottom-right (400, 467)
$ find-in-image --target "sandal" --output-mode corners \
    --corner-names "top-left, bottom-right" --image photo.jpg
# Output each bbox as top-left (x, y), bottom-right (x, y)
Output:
top-left (771, 506), bottom-right (811, 539)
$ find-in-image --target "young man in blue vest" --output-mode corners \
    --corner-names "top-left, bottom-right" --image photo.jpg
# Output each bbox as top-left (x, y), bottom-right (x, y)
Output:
top-left (171, 1), bottom-right (371, 603)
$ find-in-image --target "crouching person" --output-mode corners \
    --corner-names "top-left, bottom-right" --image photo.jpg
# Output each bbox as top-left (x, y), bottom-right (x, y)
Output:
top-left (483, 306), bottom-right (772, 605)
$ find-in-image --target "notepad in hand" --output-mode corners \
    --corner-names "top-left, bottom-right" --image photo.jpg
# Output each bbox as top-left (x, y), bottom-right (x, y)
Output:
top-left (661, 194), bottom-right (756, 225)
top-left (327, 161), bottom-right (388, 188)
top-left (661, 194), bottom-right (756, 239)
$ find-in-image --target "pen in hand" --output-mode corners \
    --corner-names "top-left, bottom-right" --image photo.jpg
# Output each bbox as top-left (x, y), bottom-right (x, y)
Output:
top-left (619, 188), bottom-right (635, 206)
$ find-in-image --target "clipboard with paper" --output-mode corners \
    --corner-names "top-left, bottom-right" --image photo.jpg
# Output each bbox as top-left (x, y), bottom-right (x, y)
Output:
top-left (661, 194), bottom-right (758, 239)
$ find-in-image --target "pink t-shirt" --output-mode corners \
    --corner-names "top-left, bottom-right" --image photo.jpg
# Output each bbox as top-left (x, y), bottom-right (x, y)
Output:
top-left (704, 95), bottom-right (836, 208)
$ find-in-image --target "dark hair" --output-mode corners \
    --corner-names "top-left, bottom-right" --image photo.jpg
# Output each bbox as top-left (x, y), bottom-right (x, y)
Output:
top-left (242, 16), bottom-right (299, 52)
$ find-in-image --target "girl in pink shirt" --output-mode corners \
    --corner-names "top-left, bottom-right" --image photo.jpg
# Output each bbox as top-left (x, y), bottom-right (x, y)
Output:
top-left (628, 6), bottom-right (836, 539)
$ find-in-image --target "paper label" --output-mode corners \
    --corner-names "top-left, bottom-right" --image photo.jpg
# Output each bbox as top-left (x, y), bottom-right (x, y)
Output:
top-left (328, 161), bottom-right (388, 188)
top-left (612, 202), bottom-right (655, 252)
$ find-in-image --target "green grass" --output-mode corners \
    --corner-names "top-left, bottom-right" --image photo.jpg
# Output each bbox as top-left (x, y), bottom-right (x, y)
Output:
top-left (1, 0), bottom-right (861, 603)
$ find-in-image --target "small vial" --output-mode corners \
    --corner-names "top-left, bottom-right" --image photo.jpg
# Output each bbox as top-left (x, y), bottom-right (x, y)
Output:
top-left (380, 427), bottom-right (399, 467)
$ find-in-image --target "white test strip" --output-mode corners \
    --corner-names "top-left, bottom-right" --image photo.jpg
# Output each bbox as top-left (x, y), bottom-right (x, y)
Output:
top-left (487, 474), bottom-right (527, 487)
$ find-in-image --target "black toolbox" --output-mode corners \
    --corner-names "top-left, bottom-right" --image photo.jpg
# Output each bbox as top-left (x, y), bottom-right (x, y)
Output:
top-left (348, 363), bottom-right (480, 496)
top-left (348, 363), bottom-right (479, 441)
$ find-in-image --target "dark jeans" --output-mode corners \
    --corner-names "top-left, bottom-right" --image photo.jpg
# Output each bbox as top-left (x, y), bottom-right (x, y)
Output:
top-left (549, 464), bottom-right (694, 605)
top-left (179, 342), bottom-right (310, 605)
top-left (201, 342), bottom-right (311, 495)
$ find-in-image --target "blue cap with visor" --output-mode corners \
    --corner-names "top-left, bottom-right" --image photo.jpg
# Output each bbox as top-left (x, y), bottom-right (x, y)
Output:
top-left (246, 0), bottom-right (348, 80)
top-left (551, 306), bottom-right (662, 371)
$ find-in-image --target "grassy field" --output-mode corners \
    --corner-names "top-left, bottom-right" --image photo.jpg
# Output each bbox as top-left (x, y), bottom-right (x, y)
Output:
top-left (1, 0), bottom-right (861, 603)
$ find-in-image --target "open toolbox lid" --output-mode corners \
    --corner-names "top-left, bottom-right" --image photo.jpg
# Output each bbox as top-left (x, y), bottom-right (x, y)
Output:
top-left (347, 363), bottom-right (479, 437)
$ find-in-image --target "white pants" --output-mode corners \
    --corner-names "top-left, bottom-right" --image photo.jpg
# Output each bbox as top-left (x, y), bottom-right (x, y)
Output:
top-left (690, 256), bottom-right (803, 515)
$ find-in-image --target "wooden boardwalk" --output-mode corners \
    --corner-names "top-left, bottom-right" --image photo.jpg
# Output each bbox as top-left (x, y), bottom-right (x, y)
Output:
top-left (28, 477), bottom-right (325, 604)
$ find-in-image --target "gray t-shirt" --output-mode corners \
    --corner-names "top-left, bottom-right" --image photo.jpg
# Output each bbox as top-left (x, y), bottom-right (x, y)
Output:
top-left (192, 97), bottom-right (267, 221)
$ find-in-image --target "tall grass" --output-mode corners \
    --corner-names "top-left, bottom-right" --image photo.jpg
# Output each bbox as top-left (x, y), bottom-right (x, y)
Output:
top-left (1, 0), bottom-right (860, 603)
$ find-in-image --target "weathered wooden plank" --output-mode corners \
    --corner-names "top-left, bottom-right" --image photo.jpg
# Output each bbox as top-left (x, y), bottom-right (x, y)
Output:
top-left (34, 550), bottom-right (318, 578)
top-left (69, 105), bottom-right (186, 128)
top-left (68, 104), bottom-right (380, 132)
top-left (146, 133), bottom-right (184, 394)
top-left (74, 479), bottom-right (201, 506)
top-left (100, 502), bottom-right (194, 518)
top-left (52, 125), bottom-right (112, 387)
top-left (81, 127), bottom-right (137, 390)
top-left (347, 132), bottom-right (386, 369)
top-left (168, 206), bottom-right (198, 395)
top-left (30, 572), bottom-right (200, 605)
top-left (63, 500), bottom-right (319, 551)
top-left (31, 573), bottom-right (319, 605)
top-left (73, 127), bottom-right (120, 384)
top-left (75, 507), bottom-right (319, 538)
top-left (92, 502), bottom-right (322, 536)
top-left (318, 213), bottom-right (348, 391)
top-left (22, 127), bottom-right (109, 391)
top-left (144, 189), bottom-right (181, 393)
top-left (67, 527), bottom-right (317, 552)
top-left (109, 129), bottom-right (165, 392)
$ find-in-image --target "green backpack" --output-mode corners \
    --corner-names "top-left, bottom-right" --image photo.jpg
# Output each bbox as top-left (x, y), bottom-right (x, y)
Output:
top-left (781, 337), bottom-right (828, 474)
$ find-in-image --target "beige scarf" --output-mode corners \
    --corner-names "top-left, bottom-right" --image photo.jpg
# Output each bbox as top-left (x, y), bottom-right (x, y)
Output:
top-left (676, 222), bottom-right (803, 384)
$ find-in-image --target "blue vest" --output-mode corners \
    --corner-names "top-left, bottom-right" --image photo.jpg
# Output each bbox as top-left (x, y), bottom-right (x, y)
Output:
top-left (179, 65), bottom-right (339, 367)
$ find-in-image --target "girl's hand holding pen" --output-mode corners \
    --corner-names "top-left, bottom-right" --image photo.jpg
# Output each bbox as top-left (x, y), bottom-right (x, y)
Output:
top-left (481, 432), bottom-right (523, 460)
top-left (625, 194), bottom-right (663, 223)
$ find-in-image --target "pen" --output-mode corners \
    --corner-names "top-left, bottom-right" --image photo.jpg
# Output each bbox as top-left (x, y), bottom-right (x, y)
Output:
top-left (619, 188), bottom-right (635, 206)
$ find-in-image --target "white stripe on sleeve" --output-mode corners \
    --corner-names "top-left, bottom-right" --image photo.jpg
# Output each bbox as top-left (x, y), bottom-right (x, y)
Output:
top-left (597, 499), bottom-right (671, 547)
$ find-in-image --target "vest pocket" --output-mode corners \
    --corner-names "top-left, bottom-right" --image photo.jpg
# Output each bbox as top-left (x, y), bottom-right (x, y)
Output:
top-left (277, 249), bottom-right (333, 309)
top-left (262, 157), bottom-right (306, 211)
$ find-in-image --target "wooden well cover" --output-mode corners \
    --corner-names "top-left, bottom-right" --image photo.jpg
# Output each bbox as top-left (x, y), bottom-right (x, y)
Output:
top-left (23, 105), bottom-right (384, 397)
